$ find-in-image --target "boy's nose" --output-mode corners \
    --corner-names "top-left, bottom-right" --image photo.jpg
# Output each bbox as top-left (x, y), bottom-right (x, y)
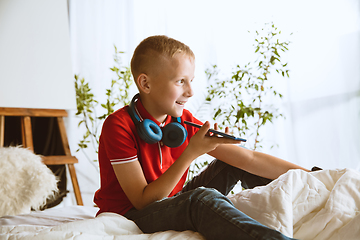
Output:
top-left (185, 83), bottom-right (194, 97)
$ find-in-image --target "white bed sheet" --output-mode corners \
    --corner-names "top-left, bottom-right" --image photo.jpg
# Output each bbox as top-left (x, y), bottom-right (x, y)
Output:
top-left (0, 205), bottom-right (98, 227)
top-left (0, 206), bottom-right (204, 240)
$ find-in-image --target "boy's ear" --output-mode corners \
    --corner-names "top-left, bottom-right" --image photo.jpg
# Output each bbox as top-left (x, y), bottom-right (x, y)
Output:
top-left (136, 73), bottom-right (151, 94)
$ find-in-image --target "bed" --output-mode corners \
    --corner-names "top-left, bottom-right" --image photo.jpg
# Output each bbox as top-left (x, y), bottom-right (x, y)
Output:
top-left (1, 168), bottom-right (360, 240)
top-left (1, 147), bottom-right (360, 239)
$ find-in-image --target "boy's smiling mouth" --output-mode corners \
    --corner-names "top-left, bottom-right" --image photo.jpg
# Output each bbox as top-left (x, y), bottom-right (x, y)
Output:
top-left (176, 101), bottom-right (186, 105)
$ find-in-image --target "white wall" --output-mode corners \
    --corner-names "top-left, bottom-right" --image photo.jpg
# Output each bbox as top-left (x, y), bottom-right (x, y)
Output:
top-left (0, 0), bottom-right (75, 109)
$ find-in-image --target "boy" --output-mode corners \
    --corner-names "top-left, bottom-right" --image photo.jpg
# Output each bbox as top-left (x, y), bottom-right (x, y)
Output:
top-left (94, 35), bottom-right (309, 239)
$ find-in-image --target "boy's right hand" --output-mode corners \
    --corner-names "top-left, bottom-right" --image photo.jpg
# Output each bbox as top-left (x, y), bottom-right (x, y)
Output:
top-left (187, 121), bottom-right (242, 157)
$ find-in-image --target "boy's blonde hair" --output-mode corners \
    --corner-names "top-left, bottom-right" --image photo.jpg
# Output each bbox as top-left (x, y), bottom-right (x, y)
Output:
top-left (131, 35), bottom-right (195, 82)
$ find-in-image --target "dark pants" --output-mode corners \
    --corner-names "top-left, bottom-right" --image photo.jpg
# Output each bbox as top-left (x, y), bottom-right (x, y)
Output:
top-left (124, 159), bottom-right (296, 240)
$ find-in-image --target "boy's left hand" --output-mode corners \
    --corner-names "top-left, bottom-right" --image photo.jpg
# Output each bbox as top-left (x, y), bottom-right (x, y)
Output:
top-left (212, 123), bottom-right (230, 136)
top-left (187, 121), bottom-right (241, 157)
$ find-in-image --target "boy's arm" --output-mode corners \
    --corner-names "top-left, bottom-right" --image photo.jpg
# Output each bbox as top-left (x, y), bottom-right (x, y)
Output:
top-left (113, 121), bottom-right (242, 210)
top-left (112, 146), bottom-right (197, 210)
top-left (208, 144), bottom-right (309, 180)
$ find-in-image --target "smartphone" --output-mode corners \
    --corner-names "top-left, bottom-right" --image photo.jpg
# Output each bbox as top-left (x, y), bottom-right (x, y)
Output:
top-left (184, 121), bottom-right (247, 142)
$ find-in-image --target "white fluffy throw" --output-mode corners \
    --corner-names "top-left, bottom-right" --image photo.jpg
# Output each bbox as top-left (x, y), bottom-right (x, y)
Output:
top-left (0, 146), bottom-right (58, 217)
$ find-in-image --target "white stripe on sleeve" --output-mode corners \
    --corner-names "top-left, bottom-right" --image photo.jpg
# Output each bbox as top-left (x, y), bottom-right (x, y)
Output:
top-left (110, 155), bottom-right (138, 165)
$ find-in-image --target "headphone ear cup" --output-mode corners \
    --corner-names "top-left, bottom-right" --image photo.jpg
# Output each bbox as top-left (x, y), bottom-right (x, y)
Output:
top-left (162, 122), bottom-right (188, 148)
top-left (137, 119), bottom-right (163, 144)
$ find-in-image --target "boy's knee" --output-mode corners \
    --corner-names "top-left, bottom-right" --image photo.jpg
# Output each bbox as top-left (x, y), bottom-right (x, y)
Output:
top-left (191, 187), bottom-right (230, 204)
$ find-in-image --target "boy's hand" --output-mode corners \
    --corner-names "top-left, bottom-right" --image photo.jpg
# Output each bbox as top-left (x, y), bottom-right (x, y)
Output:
top-left (187, 121), bottom-right (241, 157)
top-left (213, 123), bottom-right (230, 135)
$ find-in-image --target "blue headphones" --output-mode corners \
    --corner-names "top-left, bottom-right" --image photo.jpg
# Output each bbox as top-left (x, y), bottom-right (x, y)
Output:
top-left (127, 94), bottom-right (188, 148)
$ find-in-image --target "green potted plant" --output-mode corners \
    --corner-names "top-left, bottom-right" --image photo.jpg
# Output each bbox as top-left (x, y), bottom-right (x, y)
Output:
top-left (206, 22), bottom-right (291, 151)
top-left (74, 46), bottom-right (133, 169)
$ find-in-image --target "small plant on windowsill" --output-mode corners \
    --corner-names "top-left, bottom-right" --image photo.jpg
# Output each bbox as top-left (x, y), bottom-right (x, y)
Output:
top-left (74, 46), bottom-right (133, 170)
top-left (206, 22), bottom-right (291, 151)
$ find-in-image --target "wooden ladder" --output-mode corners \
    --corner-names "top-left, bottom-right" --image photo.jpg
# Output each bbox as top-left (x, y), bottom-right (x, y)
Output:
top-left (0, 107), bottom-right (83, 205)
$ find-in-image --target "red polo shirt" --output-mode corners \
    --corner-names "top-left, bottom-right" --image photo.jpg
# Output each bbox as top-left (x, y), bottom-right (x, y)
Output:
top-left (94, 98), bottom-right (202, 216)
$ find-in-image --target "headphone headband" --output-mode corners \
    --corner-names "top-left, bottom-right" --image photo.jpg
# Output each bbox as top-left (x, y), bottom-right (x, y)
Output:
top-left (128, 94), bottom-right (141, 124)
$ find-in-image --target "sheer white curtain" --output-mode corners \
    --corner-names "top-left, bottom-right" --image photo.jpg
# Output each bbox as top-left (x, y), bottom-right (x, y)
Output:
top-left (66, 0), bottom-right (360, 206)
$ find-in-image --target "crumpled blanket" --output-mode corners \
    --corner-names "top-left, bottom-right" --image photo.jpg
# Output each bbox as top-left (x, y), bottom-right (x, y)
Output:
top-left (229, 168), bottom-right (360, 239)
top-left (1, 168), bottom-right (359, 240)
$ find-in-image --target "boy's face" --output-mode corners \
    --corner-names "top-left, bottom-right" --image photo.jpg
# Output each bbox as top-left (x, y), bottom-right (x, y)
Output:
top-left (143, 53), bottom-right (195, 123)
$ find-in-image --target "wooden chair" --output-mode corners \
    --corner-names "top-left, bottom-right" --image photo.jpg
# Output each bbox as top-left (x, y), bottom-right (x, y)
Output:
top-left (0, 108), bottom-right (83, 205)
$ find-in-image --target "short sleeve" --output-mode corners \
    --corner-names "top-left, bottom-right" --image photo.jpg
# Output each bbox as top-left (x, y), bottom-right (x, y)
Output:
top-left (100, 112), bottom-right (138, 165)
